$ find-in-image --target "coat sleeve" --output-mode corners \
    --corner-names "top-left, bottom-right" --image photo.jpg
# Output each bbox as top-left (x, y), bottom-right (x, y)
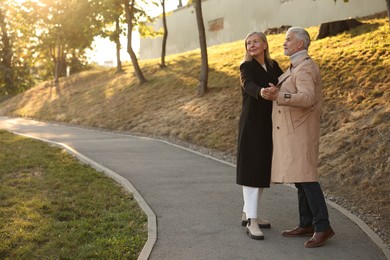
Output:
top-left (276, 61), bottom-right (319, 108)
top-left (240, 62), bottom-right (262, 99)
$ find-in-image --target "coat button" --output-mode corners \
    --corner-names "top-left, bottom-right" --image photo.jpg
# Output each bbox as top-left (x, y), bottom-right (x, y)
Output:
top-left (277, 126), bottom-right (280, 130)
top-left (278, 110), bottom-right (281, 113)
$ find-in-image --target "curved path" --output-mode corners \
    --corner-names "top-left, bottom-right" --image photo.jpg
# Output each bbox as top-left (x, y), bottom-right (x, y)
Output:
top-left (1, 117), bottom-right (388, 260)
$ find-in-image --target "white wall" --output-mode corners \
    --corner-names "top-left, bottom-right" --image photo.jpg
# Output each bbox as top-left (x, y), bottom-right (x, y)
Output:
top-left (140, 0), bottom-right (387, 60)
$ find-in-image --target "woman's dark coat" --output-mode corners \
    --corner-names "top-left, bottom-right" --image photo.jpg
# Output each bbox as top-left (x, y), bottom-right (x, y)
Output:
top-left (236, 59), bottom-right (282, 187)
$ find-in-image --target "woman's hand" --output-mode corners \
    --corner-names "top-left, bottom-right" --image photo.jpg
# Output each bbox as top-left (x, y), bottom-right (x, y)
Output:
top-left (260, 83), bottom-right (278, 100)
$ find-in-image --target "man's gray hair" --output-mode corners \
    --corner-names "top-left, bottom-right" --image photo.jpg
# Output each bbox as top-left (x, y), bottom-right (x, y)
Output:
top-left (287, 27), bottom-right (311, 49)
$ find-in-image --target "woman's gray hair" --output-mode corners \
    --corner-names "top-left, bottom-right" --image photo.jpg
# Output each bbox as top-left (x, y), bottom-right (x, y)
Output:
top-left (287, 27), bottom-right (311, 49)
top-left (242, 31), bottom-right (274, 68)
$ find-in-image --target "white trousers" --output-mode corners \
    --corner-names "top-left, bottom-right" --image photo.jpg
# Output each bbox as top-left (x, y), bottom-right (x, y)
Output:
top-left (242, 186), bottom-right (264, 219)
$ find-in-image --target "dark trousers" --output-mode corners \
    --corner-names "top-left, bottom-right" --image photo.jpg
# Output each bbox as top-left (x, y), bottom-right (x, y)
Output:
top-left (295, 182), bottom-right (330, 232)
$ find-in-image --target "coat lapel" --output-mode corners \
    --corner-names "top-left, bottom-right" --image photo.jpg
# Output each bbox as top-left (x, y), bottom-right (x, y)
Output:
top-left (277, 69), bottom-right (291, 87)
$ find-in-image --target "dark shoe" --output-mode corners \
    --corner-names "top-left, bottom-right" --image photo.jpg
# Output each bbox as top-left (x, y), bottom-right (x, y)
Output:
top-left (282, 226), bottom-right (314, 237)
top-left (241, 212), bottom-right (271, 228)
top-left (304, 227), bottom-right (335, 248)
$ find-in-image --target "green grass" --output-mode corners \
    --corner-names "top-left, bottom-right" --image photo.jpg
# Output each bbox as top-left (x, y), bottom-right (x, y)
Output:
top-left (0, 130), bottom-right (147, 259)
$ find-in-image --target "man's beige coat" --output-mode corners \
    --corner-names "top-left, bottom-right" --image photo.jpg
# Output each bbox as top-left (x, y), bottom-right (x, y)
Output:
top-left (271, 52), bottom-right (322, 183)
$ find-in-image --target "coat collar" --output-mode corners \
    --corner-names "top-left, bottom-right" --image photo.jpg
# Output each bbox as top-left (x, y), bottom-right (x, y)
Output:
top-left (277, 51), bottom-right (312, 87)
top-left (250, 58), bottom-right (268, 72)
top-left (290, 50), bottom-right (310, 68)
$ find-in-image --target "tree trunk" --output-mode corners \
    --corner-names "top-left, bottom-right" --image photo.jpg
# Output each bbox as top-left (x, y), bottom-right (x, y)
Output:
top-left (386, 0), bottom-right (390, 27)
top-left (114, 15), bottom-right (124, 73)
top-left (54, 42), bottom-right (60, 85)
top-left (317, 18), bottom-right (363, 40)
top-left (194, 0), bottom-right (208, 97)
top-left (60, 51), bottom-right (67, 77)
top-left (0, 9), bottom-right (14, 95)
top-left (160, 0), bottom-right (168, 68)
top-left (124, 0), bottom-right (147, 84)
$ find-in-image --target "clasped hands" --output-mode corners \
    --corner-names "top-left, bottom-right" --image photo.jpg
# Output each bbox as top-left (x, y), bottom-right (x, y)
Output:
top-left (260, 83), bottom-right (278, 101)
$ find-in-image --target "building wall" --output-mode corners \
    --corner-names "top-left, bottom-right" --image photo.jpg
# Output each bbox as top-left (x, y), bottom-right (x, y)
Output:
top-left (139, 0), bottom-right (386, 60)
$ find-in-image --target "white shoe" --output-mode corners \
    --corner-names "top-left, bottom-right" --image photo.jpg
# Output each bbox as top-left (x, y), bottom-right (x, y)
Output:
top-left (241, 212), bottom-right (271, 228)
top-left (246, 218), bottom-right (264, 240)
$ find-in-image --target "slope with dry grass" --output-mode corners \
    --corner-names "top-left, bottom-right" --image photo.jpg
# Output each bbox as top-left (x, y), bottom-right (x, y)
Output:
top-left (0, 16), bottom-right (389, 245)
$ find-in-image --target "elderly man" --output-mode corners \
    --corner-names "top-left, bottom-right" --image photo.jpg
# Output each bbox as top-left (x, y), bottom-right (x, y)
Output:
top-left (261, 27), bottom-right (334, 248)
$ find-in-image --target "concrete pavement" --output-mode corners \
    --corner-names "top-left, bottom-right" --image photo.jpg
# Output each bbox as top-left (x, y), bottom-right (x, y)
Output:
top-left (1, 116), bottom-right (389, 260)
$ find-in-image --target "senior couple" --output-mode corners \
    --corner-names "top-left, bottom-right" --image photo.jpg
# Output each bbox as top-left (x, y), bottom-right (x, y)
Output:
top-left (236, 27), bottom-right (335, 248)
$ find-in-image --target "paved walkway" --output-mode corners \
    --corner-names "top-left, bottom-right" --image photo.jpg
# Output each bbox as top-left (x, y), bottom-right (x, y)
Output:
top-left (1, 117), bottom-right (389, 260)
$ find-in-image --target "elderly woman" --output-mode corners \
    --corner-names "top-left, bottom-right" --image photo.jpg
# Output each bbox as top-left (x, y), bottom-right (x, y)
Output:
top-left (236, 31), bottom-right (282, 240)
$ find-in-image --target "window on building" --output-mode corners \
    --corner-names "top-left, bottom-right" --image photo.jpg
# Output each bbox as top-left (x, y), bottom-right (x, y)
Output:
top-left (208, 18), bottom-right (224, 32)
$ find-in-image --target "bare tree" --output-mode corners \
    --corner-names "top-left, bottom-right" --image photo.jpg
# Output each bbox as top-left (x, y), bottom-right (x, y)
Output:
top-left (0, 7), bottom-right (14, 94)
top-left (113, 15), bottom-right (124, 73)
top-left (193, 0), bottom-right (208, 96)
top-left (98, 0), bottom-right (124, 73)
top-left (160, 0), bottom-right (168, 68)
top-left (124, 0), bottom-right (147, 84)
top-left (177, 0), bottom-right (183, 8)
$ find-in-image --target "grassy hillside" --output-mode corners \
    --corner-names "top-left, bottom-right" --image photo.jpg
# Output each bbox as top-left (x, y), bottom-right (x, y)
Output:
top-left (1, 16), bottom-right (389, 245)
